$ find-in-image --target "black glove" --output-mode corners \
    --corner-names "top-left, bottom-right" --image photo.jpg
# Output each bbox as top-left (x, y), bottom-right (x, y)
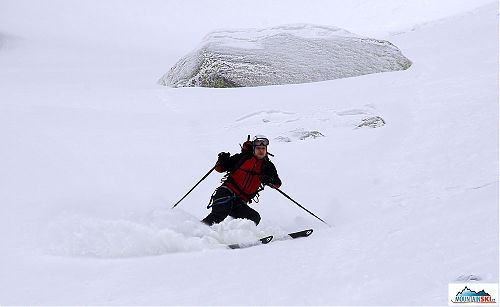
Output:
top-left (260, 175), bottom-right (274, 186)
top-left (217, 152), bottom-right (230, 167)
top-left (241, 140), bottom-right (253, 155)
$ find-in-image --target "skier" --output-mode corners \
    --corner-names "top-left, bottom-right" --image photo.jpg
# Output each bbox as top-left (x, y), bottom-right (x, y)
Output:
top-left (202, 136), bottom-right (281, 226)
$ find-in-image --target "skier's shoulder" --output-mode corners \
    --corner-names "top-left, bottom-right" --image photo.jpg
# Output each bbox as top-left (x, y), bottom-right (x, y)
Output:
top-left (231, 152), bottom-right (250, 162)
top-left (262, 156), bottom-right (278, 170)
top-left (225, 152), bottom-right (252, 171)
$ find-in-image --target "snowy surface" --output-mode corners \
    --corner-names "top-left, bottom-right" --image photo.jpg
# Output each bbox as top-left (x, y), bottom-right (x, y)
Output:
top-left (0, 0), bottom-right (498, 305)
top-left (160, 24), bottom-right (412, 87)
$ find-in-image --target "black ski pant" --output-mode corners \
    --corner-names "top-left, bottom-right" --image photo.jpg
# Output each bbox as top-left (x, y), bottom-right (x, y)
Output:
top-left (202, 185), bottom-right (261, 226)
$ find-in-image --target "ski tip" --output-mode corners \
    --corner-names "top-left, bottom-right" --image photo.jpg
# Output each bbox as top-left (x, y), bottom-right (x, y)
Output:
top-left (260, 235), bottom-right (273, 244)
top-left (288, 228), bottom-right (314, 239)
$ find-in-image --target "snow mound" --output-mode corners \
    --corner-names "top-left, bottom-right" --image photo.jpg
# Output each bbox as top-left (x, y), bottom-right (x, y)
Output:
top-left (0, 32), bottom-right (7, 49)
top-left (0, 32), bottom-right (17, 50)
top-left (46, 210), bottom-right (283, 258)
top-left (159, 24), bottom-right (412, 88)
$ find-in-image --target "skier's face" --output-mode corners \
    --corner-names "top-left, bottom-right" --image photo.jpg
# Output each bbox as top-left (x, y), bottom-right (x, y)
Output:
top-left (254, 146), bottom-right (267, 159)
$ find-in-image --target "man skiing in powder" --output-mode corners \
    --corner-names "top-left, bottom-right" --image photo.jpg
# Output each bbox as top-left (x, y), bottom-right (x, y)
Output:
top-left (202, 136), bottom-right (281, 226)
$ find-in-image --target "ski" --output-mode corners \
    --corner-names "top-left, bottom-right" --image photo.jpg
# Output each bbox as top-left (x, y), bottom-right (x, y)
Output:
top-left (227, 229), bottom-right (313, 249)
top-left (228, 235), bottom-right (273, 249)
top-left (286, 228), bottom-right (314, 239)
top-left (272, 228), bottom-right (313, 242)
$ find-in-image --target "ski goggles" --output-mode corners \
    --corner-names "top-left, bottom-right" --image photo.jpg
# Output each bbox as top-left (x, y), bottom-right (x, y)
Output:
top-left (253, 138), bottom-right (269, 147)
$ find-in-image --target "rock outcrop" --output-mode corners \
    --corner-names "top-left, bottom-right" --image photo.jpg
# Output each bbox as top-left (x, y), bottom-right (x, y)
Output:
top-left (160, 24), bottom-right (412, 88)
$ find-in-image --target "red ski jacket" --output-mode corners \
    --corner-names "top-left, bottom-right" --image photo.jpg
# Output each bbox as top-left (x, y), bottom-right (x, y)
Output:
top-left (215, 153), bottom-right (281, 202)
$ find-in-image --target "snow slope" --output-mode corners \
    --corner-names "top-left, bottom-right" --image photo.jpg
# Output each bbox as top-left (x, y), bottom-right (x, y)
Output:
top-left (0, 0), bottom-right (498, 305)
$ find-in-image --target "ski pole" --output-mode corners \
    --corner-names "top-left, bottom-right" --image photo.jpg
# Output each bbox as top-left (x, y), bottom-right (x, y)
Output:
top-left (172, 165), bottom-right (216, 209)
top-left (274, 187), bottom-right (331, 227)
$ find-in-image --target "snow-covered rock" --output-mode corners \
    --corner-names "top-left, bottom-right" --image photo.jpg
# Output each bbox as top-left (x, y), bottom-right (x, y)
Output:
top-left (159, 24), bottom-right (412, 88)
top-left (356, 116), bottom-right (386, 128)
top-left (276, 129), bottom-right (325, 142)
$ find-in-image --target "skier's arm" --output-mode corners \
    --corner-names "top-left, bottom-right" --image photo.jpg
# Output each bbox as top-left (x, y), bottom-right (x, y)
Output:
top-left (261, 161), bottom-right (282, 188)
